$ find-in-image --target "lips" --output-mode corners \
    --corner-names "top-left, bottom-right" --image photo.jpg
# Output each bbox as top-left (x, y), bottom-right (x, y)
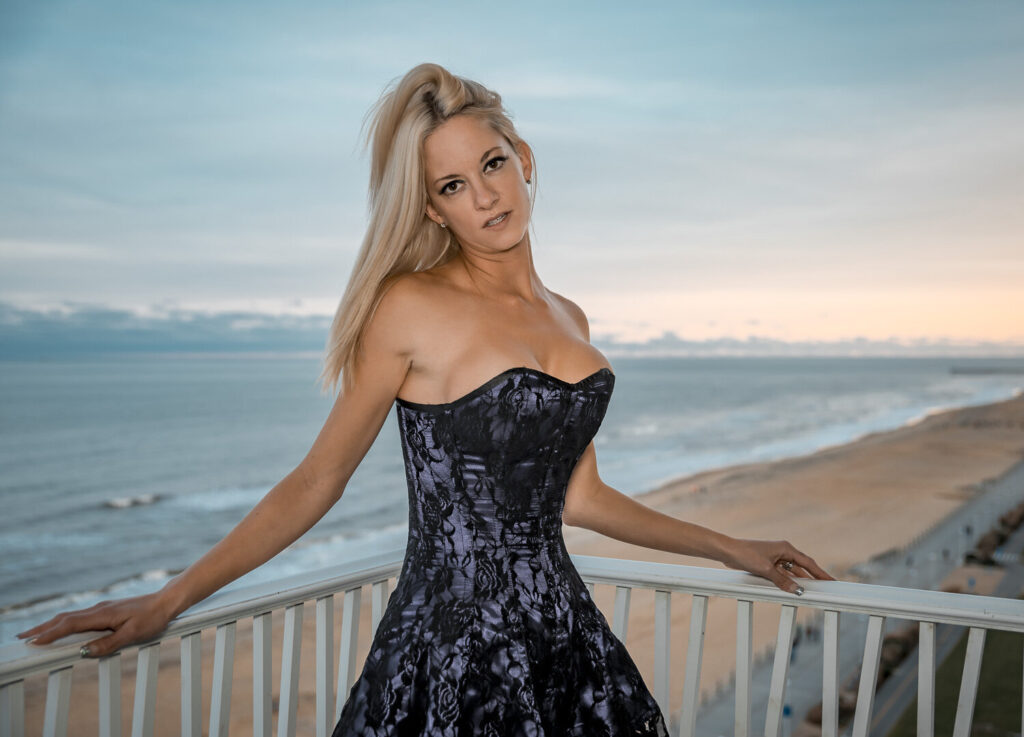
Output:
top-left (482, 211), bottom-right (510, 228)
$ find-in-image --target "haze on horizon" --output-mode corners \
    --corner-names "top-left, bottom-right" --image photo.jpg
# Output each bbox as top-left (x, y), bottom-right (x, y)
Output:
top-left (1, 1), bottom-right (1022, 352)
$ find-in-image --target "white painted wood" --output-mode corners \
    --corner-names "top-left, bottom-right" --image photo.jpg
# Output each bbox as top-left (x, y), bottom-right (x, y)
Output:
top-left (277, 602), bottom-right (304, 737)
top-left (822, 610), bottom-right (840, 737)
top-left (918, 621), bottom-right (936, 737)
top-left (179, 632), bottom-right (201, 737)
top-left (952, 627), bottom-right (987, 737)
top-left (98, 654), bottom-right (122, 737)
top-left (764, 604), bottom-right (796, 737)
top-left (335, 586), bottom-right (362, 721)
top-left (652, 590), bottom-right (671, 716)
top-left (316, 595), bottom-right (334, 737)
top-left (3, 546), bottom-right (1024, 735)
top-left (371, 579), bottom-right (390, 632)
top-left (585, 581), bottom-right (595, 598)
top-left (130, 642), bottom-right (160, 737)
top-left (851, 615), bottom-right (886, 737)
top-left (209, 621), bottom-right (236, 737)
top-left (678, 594), bottom-right (708, 737)
top-left (0, 679), bottom-right (25, 737)
top-left (253, 611), bottom-right (273, 737)
top-left (42, 666), bottom-right (72, 737)
top-left (735, 599), bottom-right (754, 737)
top-left (612, 585), bottom-right (632, 641)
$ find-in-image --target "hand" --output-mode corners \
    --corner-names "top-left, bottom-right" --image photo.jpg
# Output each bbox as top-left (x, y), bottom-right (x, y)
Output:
top-left (14, 592), bottom-right (176, 658)
top-left (720, 537), bottom-right (836, 595)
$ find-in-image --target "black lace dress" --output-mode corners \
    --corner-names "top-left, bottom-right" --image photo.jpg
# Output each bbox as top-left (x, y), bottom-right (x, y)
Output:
top-left (331, 366), bottom-right (669, 736)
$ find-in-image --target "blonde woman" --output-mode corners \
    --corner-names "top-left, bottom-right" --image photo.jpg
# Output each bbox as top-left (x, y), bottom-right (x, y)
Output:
top-left (18, 63), bottom-right (834, 735)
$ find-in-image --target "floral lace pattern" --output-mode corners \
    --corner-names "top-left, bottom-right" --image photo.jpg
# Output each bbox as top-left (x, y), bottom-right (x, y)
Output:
top-left (332, 367), bottom-right (669, 736)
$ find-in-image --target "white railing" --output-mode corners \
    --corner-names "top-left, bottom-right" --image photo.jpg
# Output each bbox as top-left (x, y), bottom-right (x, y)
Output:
top-left (1, 548), bottom-right (1022, 737)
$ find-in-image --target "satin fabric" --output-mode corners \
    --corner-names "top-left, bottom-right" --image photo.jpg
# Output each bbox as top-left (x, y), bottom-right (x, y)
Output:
top-left (332, 366), bottom-right (669, 736)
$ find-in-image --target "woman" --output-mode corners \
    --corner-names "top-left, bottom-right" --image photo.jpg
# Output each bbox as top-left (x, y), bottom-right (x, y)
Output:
top-left (17, 63), bottom-right (835, 734)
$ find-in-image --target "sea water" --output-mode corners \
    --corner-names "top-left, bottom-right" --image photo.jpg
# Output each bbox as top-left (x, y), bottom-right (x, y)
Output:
top-left (1, 354), bottom-right (1021, 639)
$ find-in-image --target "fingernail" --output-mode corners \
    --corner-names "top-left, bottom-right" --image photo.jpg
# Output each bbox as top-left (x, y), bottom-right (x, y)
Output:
top-left (794, 586), bottom-right (804, 596)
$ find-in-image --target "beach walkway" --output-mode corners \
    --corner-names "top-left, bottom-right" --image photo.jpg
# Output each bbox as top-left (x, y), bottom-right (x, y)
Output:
top-left (687, 457), bottom-right (1024, 737)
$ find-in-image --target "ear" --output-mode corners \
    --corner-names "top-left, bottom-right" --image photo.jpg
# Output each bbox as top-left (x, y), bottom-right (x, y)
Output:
top-left (424, 201), bottom-right (443, 227)
top-left (515, 140), bottom-right (533, 183)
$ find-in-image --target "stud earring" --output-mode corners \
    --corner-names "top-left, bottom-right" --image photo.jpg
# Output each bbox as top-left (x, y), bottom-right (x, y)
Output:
top-left (440, 222), bottom-right (447, 229)
top-left (526, 178), bottom-right (531, 184)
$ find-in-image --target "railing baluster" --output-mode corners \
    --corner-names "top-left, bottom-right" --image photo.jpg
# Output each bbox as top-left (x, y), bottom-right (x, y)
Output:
top-left (822, 610), bottom-right (840, 737)
top-left (130, 642), bottom-right (160, 737)
top-left (278, 602), bottom-right (304, 737)
top-left (210, 621), bottom-right (236, 737)
top-left (652, 590), bottom-right (671, 718)
top-left (42, 666), bottom-right (72, 737)
top-left (253, 611), bottom-right (273, 737)
top-left (952, 627), bottom-right (986, 737)
top-left (735, 599), bottom-right (754, 737)
top-left (851, 614), bottom-right (885, 737)
top-left (335, 586), bottom-right (363, 721)
top-left (612, 585), bottom-right (632, 641)
top-left (371, 578), bottom-right (390, 632)
top-left (0, 679), bottom-right (25, 737)
top-left (764, 604), bottom-right (797, 737)
top-left (179, 632), bottom-right (201, 737)
top-left (98, 654), bottom-right (122, 737)
top-left (678, 593), bottom-right (708, 737)
top-left (315, 595), bottom-right (335, 737)
top-left (917, 621), bottom-right (936, 737)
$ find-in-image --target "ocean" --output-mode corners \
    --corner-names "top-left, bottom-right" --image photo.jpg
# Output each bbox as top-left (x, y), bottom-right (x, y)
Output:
top-left (1, 354), bottom-right (1022, 641)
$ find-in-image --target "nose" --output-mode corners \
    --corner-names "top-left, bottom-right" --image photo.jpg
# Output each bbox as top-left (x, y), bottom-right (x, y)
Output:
top-left (474, 180), bottom-right (499, 210)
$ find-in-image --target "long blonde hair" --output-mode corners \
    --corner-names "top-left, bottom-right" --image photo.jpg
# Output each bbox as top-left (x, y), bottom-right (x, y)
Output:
top-left (317, 63), bottom-right (537, 396)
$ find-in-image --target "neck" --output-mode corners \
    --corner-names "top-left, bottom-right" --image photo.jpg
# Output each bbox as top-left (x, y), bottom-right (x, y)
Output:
top-left (455, 232), bottom-right (546, 303)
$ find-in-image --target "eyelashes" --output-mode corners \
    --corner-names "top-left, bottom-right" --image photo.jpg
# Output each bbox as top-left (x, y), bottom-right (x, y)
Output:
top-left (439, 156), bottom-right (508, 196)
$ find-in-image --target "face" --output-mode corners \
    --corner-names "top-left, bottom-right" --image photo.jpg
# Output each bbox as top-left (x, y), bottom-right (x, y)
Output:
top-left (423, 114), bottom-right (533, 251)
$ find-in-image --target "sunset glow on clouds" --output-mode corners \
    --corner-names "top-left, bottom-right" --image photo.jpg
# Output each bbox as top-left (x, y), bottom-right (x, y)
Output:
top-left (1, 1), bottom-right (1022, 352)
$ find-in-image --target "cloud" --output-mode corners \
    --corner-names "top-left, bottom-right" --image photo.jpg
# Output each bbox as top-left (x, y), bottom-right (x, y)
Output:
top-left (2, 302), bottom-right (1021, 360)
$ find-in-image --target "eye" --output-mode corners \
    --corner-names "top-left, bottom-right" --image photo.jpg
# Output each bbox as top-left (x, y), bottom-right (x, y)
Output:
top-left (486, 155), bottom-right (507, 171)
top-left (440, 181), bottom-right (458, 196)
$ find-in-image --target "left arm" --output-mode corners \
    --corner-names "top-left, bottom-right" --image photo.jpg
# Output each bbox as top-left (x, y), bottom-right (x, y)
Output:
top-left (561, 443), bottom-right (836, 594)
top-left (554, 291), bottom-right (836, 593)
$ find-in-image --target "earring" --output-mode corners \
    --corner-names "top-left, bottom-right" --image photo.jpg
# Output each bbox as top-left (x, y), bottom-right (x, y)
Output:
top-left (440, 222), bottom-right (447, 229)
top-left (526, 178), bottom-right (531, 184)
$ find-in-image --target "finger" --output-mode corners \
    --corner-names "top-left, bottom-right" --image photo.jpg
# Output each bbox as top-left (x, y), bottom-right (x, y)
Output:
top-left (778, 561), bottom-right (813, 579)
top-left (789, 550), bottom-right (836, 581)
top-left (17, 603), bottom-right (108, 639)
top-left (27, 612), bottom-right (115, 646)
top-left (763, 566), bottom-right (804, 596)
top-left (78, 629), bottom-right (132, 658)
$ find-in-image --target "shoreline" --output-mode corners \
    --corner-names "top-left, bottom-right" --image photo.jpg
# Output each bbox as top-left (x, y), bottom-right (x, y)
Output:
top-left (10, 393), bottom-right (1024, 733)
top-left (563, 390), bottom-right (1024, 716)
top-left (6, 384), bottom-right (1022, 623)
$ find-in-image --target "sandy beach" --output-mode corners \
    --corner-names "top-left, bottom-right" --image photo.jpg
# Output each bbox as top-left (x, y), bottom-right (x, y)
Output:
top-left (17, 392), bottom-right (1024, 734)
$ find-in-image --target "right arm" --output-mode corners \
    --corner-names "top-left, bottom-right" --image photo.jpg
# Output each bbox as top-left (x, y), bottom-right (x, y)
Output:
top-left (16, 276), bottom-right (419, 656)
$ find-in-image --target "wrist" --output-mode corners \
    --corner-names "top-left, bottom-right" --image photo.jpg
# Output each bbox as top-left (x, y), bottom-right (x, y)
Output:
top-left (709, 531), bottom-right (739, 564)
top-left (157, 576), bottom-right (194, 620)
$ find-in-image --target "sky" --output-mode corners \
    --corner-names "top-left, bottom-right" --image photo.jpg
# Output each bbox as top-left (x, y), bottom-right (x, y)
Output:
top-left (1, 0), bottom-right (1023, 355)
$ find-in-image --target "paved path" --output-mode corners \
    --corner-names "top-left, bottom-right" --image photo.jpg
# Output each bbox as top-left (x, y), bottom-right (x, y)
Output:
top-left (860, 512), bottom-right (1024, 737)
top-left (677, 458), bottom-right (1024, 737)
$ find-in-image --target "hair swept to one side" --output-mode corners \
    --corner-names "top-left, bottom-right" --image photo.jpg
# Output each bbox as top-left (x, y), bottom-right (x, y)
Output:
top-left (316, 62), bottom-right (537, 396)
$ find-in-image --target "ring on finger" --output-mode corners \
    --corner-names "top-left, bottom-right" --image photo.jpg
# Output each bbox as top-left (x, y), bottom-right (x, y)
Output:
top-left (781, 560), bottom-right (794, 571)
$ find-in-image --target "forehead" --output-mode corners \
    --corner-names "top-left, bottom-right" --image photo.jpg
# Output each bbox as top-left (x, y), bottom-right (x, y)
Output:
top-left (423, 115), bottom-right (505, 171)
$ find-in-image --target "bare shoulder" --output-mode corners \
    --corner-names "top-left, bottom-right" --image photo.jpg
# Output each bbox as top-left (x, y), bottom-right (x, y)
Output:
top-left (548, 290), bottom-right (591, 342)
top-left (365, 270), bottom-right (440, 354)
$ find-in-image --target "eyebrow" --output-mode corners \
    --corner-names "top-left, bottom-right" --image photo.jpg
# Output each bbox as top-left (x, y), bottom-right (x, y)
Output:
top-left (433, 147), bottom-right (502, 185)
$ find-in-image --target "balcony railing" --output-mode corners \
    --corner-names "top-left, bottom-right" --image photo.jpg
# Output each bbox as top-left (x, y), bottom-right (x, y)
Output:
top-left (1, 547), bottom-right (1022, 737)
